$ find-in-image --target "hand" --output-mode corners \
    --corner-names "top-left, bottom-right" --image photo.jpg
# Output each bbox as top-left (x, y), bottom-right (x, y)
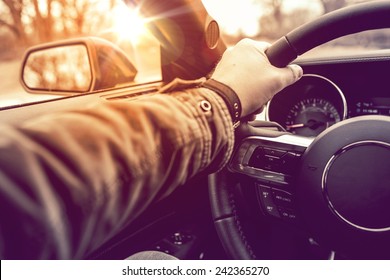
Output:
top-left (211, 39), bottom-right (303, 117)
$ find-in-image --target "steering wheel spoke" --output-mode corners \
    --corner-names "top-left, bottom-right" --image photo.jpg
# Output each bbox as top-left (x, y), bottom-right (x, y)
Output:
top-left (229, 133), bottom-right (312, 183)
top-left (228, 130), bottom-right (311, 223)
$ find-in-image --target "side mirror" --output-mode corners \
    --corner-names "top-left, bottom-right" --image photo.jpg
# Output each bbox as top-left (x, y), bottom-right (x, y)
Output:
top-left (21, 37), bottom-right (138, 95)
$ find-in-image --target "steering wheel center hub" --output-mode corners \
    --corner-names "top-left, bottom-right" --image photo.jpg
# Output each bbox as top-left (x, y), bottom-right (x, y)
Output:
top-left (297, 116), bottom-right (390, 255)
top-left (323, 141), bottom-right (390, 232)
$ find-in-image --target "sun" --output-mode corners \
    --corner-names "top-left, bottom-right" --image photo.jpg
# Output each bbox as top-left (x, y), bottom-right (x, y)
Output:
top-left (112, 4), bottom-right (148, 44)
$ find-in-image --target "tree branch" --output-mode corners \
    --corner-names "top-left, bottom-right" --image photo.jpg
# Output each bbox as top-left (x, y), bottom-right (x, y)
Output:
top-left (0, 17), bottom-right (20, 37)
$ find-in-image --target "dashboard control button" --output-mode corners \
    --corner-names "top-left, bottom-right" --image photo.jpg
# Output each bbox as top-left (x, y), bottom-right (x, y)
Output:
top-left (249, 148), bottom-right (283, 172)
top-left (263, 155), bottom-right (282, 171)
top-left (249, 147), bottom-right (303, 175)
top-left (272, 189), bottom-right (293, 207)
top-left (259, 186), bottom-right (272, 200)
top-left (264, 203), bottom-right (280, 218)
top-left (279, 207), bottom-right (297, 221)
top-left (263, 147), bottom-right (287, 158)
top-left (248, 147), bottom-right (265, 169)
top-left (279, 152), bottom-right (302, 174)
top-left (258, 185), bottom-right (280, 218)
top-left (170, 232), bottom-right (192, 245)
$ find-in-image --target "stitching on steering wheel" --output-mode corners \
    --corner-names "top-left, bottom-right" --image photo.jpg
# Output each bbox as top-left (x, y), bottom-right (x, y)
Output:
top-left (229, 186), bottom-right (257, 259)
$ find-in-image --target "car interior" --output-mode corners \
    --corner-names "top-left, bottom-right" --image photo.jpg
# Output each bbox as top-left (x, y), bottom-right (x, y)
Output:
top-left (1, 0), bottom-right (390, 260)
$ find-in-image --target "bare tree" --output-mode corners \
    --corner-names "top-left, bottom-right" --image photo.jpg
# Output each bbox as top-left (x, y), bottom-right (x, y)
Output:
top-left (259, 0), bottom-right (317, 40)
top-left (0, 0), bottom-right (119, 47)
top-left (267, 0), bottom-right (284, 23)
top-left (258, 0), bottom-right (286, 39)
top-left (318, 0), bottom-right (347, 13)
top-left (31, 0), bottom-right (55, 43)
top-left (0, 0), bottom-right (57, 45)
top-left (0, 0), bottom-right (28, 45)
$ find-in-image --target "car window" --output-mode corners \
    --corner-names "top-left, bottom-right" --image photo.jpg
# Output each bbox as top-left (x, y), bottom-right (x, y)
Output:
top-left (0, 0), bottom-right (161, 109)
top-left (203, 0), bottom-right (390, 58)
top-left (1, 1), bottom-right (388, 110)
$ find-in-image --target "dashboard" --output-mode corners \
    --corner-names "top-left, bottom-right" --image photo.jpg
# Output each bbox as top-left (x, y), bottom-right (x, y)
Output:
top-left (226, 49), bottom-right (390, 259)
top-left (266, 50), bottom-right (390, 137)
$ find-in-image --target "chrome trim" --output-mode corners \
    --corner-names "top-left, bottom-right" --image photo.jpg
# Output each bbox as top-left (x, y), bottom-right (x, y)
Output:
top-left (243, 134), bottom-right (314, 148)
top-left (229, 134), bottom-right (313, 182)
top-left (328, 251), bottom-right (336, 260)
top-left (322, 140), bottom-right (390, 232)
top-left (230, 164), bottom-right (290, 185)
top-left (266, 73), bottom-right (348, 123)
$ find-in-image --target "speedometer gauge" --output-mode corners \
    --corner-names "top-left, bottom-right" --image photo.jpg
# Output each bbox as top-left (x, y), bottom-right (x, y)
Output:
top-left (266, 74), bottom-right (347, 137)
top-left (285, 98), bottom-right (341, 137)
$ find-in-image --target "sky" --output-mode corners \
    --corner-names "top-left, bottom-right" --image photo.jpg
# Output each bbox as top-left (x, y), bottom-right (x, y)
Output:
top-left (202, 0), bottom-right (322, 37)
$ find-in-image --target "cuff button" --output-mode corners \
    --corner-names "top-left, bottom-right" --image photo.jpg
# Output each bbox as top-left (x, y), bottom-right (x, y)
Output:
top-left (200, 100), bottom-right (212, 112)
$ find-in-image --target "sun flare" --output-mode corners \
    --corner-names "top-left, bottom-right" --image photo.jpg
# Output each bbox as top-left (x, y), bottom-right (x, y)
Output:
top-left (112, 5), bottom-right (148, 44)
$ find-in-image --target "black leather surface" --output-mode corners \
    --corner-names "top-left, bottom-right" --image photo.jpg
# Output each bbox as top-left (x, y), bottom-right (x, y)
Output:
top-left (208, 172), bottom-right (256, 259)
top-left (266, 1), bottom-right (390, 67)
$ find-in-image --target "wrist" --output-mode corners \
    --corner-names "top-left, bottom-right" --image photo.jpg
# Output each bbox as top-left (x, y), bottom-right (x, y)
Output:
top-left (201, 79), bottom-right (242, 127)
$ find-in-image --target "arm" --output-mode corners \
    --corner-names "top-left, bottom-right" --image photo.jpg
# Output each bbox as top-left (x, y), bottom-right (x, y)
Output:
top-left (0, 39), bottom-right (302, 259)
top-left (0, 84), bottom-right (233, 259)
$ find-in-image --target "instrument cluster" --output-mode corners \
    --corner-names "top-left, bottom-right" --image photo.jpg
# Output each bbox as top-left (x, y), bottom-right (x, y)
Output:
top-left (266, 74), bottom-right (347, 137)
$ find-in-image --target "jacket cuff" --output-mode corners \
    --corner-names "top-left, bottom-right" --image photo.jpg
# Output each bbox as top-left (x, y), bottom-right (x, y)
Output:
top-left (201, 79), bottom-right (242, 128)
top-left (159, 78), bottom-right (234, 173)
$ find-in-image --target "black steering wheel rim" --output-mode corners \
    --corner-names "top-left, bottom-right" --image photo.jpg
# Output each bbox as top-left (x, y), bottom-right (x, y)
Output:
top-left (266, 1), bottom-right (390, 68)
top-left (209, 1), bottom-right (390, 260)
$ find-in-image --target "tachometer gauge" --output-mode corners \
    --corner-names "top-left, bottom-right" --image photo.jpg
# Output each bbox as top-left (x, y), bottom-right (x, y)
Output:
top-left (285, 97), bottom-right (341, 137)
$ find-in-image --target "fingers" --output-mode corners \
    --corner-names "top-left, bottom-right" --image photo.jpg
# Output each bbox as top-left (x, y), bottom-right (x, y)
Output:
top-left (274, 64), bottom-right (303, 91)
top-left (241, 106), bottom-right (265, 122)
top-left (238, 39), bottom-right (303, 87)
top-left (252, 40), bottom-right (272, 54)
top-left (237, 38), bottom-right (271, 51)
top-left (286, 64), bottom-right (304, 84)
top-left (210, 38), bottom-right (304, 118)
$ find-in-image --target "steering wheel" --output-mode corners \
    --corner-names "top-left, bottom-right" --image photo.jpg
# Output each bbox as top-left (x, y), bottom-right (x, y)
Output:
top-left (209, 1), bottom-right (390, 259)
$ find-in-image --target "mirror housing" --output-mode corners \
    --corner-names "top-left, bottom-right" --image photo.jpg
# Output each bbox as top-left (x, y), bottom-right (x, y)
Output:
top-left (129, 0), bottom-right (226, 82)
top-left (21, 37), bottom-right (138, 95)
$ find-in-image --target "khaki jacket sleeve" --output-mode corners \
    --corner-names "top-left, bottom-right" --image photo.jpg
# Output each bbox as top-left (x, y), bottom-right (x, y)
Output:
top-left (0, 80), bottom-right (234, 259)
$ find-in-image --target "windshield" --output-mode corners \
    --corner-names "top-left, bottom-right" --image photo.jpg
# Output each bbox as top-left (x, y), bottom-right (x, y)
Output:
top-left (0, 0), bottom-right (161, 108)
top-left (1, 0), bottom-right (389, 109)
top-left (203, 0), bottom-right (390, 57)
